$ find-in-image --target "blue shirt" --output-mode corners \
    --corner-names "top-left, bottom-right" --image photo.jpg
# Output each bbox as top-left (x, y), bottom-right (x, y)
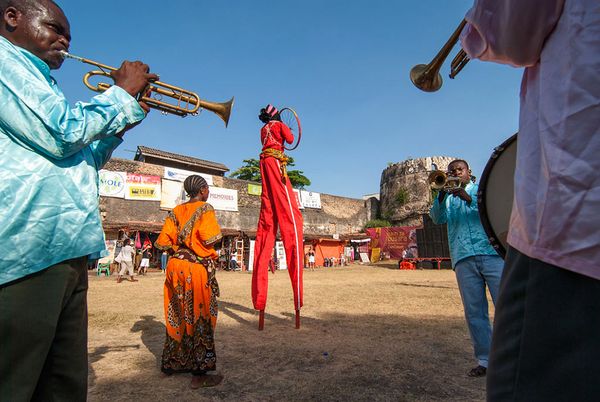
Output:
top-left (429, 182), bottom-right (499, 267)
top-left (0, 36), bottom-right (146, 285)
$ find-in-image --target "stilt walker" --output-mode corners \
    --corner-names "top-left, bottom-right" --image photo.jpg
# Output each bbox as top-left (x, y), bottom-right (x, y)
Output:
top-left (252, 104), bottom-right (303, 330)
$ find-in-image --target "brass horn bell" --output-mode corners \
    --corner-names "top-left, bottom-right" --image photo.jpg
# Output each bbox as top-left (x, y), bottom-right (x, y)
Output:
top-left (428, 170), bottom-right (461, 191)
top-left (410, 19), bottom-right (471, 92)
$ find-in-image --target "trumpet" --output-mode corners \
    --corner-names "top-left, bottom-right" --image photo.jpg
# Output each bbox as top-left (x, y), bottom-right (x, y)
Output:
top-left (410, 19), bottom-right (470, 92)
top-left (428, 170), bottom-right (461, 191)
top-left (61, 52), bottom-right (234, 125)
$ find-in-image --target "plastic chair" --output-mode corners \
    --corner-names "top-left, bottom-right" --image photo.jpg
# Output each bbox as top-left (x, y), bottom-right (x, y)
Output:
top-left (97, 262), bottom-right (111, 276)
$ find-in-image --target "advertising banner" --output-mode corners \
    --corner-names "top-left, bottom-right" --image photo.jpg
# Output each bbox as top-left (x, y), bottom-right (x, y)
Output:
top-left (163, 167), bottom-right (213, 186)
top-left (160, 179), bottom-right (187, 210)
top-left (299, 190), bottom-right (321, 209)
top-left (365, 227), bottom-right (419, 259)
top-left (125, 173), bottom-right (161, 201)
top-left (208, 187), bottom-right (238, 212)
top-left (99, 170), bottom-right (126, 198)
top-left (248, 183), bottom-right (262, 196)
top-left (160, 180), bottom-right (238, 212)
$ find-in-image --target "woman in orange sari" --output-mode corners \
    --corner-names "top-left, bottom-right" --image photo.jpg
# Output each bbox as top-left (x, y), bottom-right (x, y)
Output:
top-left (154, 175), bottom-right (223, 389)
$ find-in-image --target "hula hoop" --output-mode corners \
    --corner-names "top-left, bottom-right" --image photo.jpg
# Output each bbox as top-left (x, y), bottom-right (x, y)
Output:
top-left (279, 107), bottom-right (302, 151)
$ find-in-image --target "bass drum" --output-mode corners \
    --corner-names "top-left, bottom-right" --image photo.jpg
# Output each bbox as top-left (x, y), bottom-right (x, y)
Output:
top-left (477, 134), bottom-right (518, 259)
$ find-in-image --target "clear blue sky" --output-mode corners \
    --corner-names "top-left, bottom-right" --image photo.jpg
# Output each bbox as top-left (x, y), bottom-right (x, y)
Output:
top-left (55, 0), bottom-right (522, 198)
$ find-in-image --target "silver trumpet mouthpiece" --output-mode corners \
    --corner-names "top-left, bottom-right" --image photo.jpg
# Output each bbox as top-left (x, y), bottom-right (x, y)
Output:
top-left (60, 51), bottom-right (84, 62)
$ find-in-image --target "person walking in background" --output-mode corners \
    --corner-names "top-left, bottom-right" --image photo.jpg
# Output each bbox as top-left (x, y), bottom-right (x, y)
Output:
top-left (0, 0), bottom-right (156, 399)
top-left (138, 245), bottom-right (151, 275)
top-left (460, 1), bottom-right (600, 399)
top-left (161, 251), bottom-right (168, 274)
top-left (155, 175), bottom-right (224, 389)
top-left (116, 239), bottom-right (137, 283)
top-left (430, 159), bottom-right (504, 377)
top-left (134, 248), bottom-right (142, 273)
top-left (307, 249), bottom-right (316, 270)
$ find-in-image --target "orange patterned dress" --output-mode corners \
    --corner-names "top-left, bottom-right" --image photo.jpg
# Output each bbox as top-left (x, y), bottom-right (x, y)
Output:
top-left (154, 201), bottom-right (222, 375)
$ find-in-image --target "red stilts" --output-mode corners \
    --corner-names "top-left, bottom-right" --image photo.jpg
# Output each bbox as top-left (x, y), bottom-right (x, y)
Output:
top-left (295, 309), bottom-right (300, 329)
top-left (258, 310), bottom-right (265, 331)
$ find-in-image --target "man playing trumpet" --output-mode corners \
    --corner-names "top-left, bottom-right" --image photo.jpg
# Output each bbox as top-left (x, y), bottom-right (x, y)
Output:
top-left (0, 0), bottom-right (157, 399)
top-left (429, 159), bottom-right (504, 378)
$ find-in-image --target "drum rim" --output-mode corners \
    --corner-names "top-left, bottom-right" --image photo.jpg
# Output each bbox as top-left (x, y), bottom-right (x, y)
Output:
top-left (477, 133), bottom-right (518, 259)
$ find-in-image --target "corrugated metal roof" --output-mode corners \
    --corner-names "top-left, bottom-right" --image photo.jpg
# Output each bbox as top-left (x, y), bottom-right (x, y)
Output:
top-left (135, 145), bottom-right (229, 172)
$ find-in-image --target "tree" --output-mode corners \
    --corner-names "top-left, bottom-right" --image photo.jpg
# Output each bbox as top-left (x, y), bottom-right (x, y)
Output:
top-left (229, 157), bottom-right (311, 188)
top-left (229, 159), bottom-right (261, 182)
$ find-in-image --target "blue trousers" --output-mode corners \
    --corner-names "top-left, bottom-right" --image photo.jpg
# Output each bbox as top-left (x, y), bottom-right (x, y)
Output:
top-left (454, 254), bottom-right (504, 367)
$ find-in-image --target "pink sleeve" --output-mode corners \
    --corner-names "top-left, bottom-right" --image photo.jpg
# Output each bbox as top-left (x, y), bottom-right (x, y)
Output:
top-left (460, 0), bottom-right (565, 67)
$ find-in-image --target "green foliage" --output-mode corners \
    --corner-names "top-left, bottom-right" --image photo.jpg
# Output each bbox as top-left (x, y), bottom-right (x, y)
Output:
top-left (287, 170), bottom-right (311, 188)
top-left (395, 188), bottom-right (409, 206)
top-left (229, 158), bottom-right (261, 182)
top-left (364, 219), bottom-right (392, 229)
top-left (229, 156), bottom-right (311, 188)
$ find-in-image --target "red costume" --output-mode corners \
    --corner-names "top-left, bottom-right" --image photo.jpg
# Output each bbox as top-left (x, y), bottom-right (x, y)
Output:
top-left (252, 120), bottom-right (304, 313)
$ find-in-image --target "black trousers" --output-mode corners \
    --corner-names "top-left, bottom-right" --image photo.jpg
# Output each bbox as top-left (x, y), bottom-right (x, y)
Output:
top-left (487, 248), bottom-right (600, 402)
top-left (0, 257), bottom-right (88, 402)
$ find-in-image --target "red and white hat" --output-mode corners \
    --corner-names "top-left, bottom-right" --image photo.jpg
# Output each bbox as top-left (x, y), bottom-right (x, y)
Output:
top-left (264, 104), bottom-right (278, 117)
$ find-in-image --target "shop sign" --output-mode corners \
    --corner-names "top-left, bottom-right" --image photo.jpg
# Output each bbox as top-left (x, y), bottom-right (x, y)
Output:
top-left (300, 190), bottom-right (321, 209)
top-left (164, 167), bottom-right (213, 185)
top-left (99, 170), bottom-right (126, 198)
top-left (160, 179), bottom-right (187, 210)
top-left (125, 173), bottom-right (161, 201)
top-left (248, 183), bottom-right (262, 196)
top-left (208, 187), bottom-right (238, 212)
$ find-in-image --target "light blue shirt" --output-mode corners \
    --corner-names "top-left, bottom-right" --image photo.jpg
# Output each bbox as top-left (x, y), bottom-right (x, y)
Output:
top-left (429, 182), bottom-right (499, 267)
top-left (0, 36), bottom-right (146, 285)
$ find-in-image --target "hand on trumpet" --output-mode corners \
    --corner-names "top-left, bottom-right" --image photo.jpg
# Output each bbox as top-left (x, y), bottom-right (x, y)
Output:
top-left (446, 187), bottom-right (472, 205)
top-left (110, 61), bottom-right (159, 114)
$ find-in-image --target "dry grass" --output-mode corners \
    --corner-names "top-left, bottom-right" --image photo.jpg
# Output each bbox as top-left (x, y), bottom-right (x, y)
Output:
top-left (88, 262), bottom-right (490, 402)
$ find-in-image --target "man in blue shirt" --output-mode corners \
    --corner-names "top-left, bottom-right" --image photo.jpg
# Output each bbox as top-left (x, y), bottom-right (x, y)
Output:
top-left (0, 0), bottom-right (157, 399)
top-left (429, 159), bottom-right (504, 378)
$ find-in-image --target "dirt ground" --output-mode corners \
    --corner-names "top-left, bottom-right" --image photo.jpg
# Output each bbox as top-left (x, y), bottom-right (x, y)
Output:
top-left (88, 262), bottom-right (491, 402)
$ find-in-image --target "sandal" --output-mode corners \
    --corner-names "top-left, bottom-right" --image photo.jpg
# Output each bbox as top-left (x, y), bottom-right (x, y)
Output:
top-left (190, 373), bottom-right (224, 389)
top-left (467, 365), bottom-right (487, 377)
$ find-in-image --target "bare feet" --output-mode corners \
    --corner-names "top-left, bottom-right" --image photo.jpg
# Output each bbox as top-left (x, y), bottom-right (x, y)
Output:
top-left (190, 373), bottom-right (224, 389)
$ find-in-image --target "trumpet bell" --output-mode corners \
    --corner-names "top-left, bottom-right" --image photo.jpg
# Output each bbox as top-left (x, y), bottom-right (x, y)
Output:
top-left (410, 19), bottom-right (469, 92)
top-left (428, 170), bottom-right (462, 191)
top-left (199, 97), bottom-right (234, 127)
top-left (410, 64), bottom-right (443, 92)
top-left (428, 170), bottom-right (447, 190)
